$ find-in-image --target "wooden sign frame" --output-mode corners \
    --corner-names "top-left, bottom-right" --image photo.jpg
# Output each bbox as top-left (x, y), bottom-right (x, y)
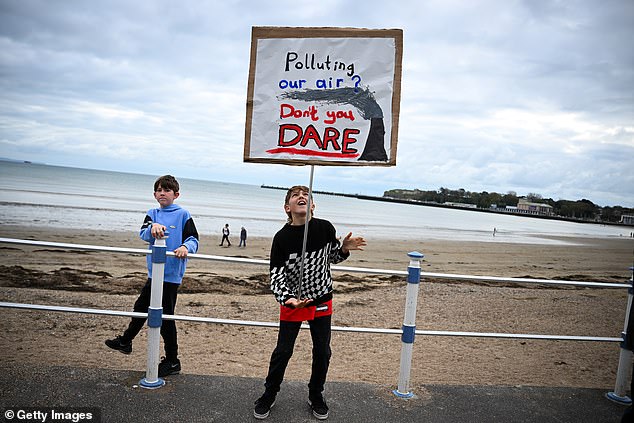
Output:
top-left (244, 26), bottom-right (403, 166)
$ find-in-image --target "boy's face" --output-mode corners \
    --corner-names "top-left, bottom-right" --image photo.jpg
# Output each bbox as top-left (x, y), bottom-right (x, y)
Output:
top-left (284, 188), bottom-right (314, 219)
top-left (154, 185), bottom-right (179, 207)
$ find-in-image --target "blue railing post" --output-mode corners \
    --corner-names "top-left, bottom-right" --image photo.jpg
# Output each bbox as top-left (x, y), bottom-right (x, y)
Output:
top-left (606, 266), bottom-right (634, 404)
top-left (139, 236), bottom-right (167, 389)
top-left (393, 251), bottom-right (424, 398)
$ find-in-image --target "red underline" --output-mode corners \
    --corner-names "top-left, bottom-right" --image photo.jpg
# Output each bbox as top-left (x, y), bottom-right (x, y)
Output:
top-left (266, 147), bottom-right (360, 159)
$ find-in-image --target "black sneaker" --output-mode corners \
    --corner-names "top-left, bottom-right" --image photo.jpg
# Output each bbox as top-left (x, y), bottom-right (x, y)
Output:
top-left (308, 394), bottom-right (329, 420)
top-left (158, 357), bottom-right (181, 377)
top-left (105, 336), bottom-right (132, 354)
top-left (253, 393), bottom-right (276, 419)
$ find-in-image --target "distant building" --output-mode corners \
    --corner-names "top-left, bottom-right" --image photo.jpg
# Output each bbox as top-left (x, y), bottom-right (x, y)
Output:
top-left (516, 199), bottom-right (554, 216)
top-left (621, 215), bottom-right (634, 225)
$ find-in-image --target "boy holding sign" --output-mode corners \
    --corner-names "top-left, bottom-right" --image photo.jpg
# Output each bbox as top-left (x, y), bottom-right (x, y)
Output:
top-left (254, 185), bottom-right (366, 420)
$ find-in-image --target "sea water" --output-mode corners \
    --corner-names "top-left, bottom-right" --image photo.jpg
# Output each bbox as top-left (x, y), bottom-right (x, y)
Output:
top-left (0, 161), bottom-right (630, 245)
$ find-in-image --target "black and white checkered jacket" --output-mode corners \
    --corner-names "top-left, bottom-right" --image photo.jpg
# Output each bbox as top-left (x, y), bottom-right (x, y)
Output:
top-left (270, 218), bottom-right (349, 305)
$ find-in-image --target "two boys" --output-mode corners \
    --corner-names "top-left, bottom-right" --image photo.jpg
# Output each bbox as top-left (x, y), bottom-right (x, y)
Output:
top-left (105, 180), bottom-right (365, 420)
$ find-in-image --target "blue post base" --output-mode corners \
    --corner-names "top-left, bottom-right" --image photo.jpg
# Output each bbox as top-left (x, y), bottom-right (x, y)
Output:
top-left (606, 391), bottom-right (632, 405)
top-left (139, 377), bottom-right (165, 389)
top-left (392, 389), bottom-right (414, 399)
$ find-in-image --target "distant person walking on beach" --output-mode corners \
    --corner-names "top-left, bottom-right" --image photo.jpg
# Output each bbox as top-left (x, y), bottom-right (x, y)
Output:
top-left (253, 185), bottom-right (366, 420)
top-left (493, 227), bottom-right (497, 237)
top-left (239, 226), bottom-right (247, 248)
top-left (105, 175), bottom-right (199, 378)
top-left (220, 223), bottom-right (231, 247)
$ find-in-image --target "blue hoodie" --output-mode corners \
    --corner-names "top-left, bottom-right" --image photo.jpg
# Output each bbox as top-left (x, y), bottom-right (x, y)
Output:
top-left (139, 204), bottom-right (199, 284)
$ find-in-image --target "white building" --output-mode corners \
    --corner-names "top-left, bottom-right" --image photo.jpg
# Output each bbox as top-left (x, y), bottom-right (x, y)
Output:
top-left (620, 215), bottom-right (634, 225)
top-left (516, 199), bottom-right (554, 216)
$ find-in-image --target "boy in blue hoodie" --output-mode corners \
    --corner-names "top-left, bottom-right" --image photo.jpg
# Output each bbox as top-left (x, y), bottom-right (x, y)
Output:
top-left (105, 175), bottom-right (199, 377)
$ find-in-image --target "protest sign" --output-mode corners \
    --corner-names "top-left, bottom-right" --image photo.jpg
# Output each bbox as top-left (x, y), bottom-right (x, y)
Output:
top-left (244, 27), bottom-right (403, 166)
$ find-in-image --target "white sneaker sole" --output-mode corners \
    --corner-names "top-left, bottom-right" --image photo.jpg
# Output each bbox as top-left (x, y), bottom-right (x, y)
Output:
top-left (253, 400), bottom-right (275, 419)
top-left (307, 400), bottom-right (329, 420)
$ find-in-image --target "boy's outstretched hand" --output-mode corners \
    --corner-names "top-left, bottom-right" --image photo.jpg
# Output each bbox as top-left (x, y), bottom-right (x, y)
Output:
top-left (341, 232), bottom-right (366, 254)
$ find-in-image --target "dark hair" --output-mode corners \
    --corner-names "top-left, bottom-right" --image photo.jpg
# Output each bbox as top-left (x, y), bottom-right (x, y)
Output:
top-left (154, 175), bottom-right (180, 193)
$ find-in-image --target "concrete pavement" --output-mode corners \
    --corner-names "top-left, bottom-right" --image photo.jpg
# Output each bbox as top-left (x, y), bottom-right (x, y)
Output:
top-left (0, 364), bottom-right (627, 422)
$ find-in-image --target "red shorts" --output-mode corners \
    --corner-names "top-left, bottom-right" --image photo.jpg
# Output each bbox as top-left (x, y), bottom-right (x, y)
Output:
top-left (279, 300), bottom-right (333, 322)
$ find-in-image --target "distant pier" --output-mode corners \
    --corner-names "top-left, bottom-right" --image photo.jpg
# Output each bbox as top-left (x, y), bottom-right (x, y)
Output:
top-left (260, 185), bottom-right (634, 228)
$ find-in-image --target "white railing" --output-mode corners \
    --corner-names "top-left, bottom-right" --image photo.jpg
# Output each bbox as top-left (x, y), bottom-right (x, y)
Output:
top-left (0, 237), bottom-right (631, 400)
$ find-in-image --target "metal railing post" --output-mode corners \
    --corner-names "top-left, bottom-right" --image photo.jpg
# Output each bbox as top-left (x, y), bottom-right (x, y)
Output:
top-left (606, 266), bottom-right (634, 404)
top-left (393, 251), bottom-right (424, 398)
top-left (139, 236), bottom-right (167, 389)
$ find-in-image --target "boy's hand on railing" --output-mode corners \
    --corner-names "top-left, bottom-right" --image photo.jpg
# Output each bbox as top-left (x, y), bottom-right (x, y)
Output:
top-left (173, 245), bottom-right (188, 258)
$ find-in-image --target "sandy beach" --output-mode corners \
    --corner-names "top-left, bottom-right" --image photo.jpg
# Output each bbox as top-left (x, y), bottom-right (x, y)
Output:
top-left (1, 224), bottom-right (633, 389)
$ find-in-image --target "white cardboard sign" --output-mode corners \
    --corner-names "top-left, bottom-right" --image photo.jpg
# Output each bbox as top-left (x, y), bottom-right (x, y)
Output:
top-left (244, 27), bottom-right (403, 166)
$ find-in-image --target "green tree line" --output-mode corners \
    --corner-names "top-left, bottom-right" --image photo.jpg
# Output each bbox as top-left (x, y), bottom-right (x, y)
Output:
top-left (383, 187), bottom-right (634, 223)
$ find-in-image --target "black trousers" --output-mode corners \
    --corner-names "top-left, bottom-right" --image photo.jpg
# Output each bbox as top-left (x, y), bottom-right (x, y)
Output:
top-left (264, 314), bottom-right (332, 396)
top-left (121, 279), bottom-right (179, 361)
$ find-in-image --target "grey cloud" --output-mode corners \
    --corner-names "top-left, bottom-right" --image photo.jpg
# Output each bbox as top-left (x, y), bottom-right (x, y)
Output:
top-left (0, 0), bottom-right (632, 207)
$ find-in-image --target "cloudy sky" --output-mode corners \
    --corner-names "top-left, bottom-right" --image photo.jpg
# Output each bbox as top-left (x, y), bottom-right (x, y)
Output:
top-left (1, 0), bottom-right (632, 207)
